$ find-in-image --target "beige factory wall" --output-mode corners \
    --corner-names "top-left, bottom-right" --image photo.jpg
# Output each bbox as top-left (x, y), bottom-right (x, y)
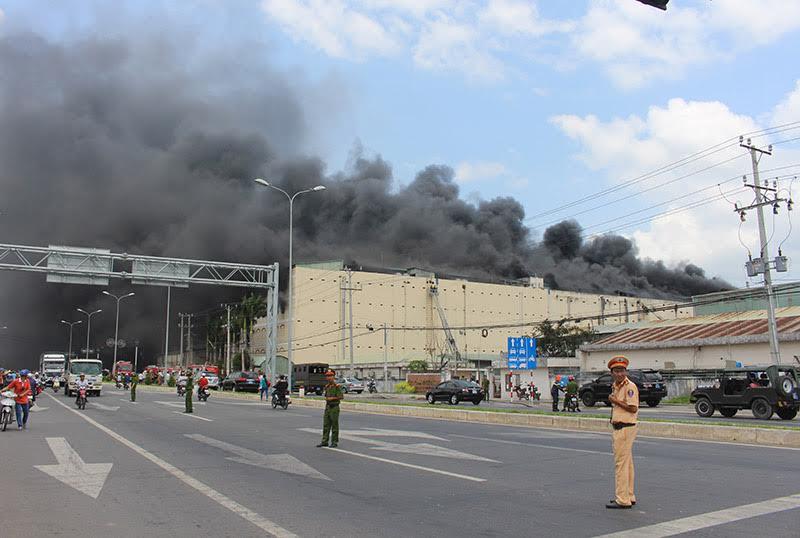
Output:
top-left (580, 341), bottom-right (800, 372)
top-left (252, 266), bottom-right (691, 366)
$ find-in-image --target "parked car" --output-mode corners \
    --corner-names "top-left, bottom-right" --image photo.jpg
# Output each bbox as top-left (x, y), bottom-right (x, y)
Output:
top-left (579, 369), bottom-right (668, 408)
top-left (690, 366), bottom-right (799, 420)
top-left (426, 380), bottom-right (484, 405)
top-left (221, 371), bottom-right (260, 392)
top-left (336, 377), bottom-right (365, 394)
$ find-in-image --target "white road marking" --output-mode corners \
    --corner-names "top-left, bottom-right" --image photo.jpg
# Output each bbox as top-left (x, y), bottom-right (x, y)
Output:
top-left (595, 493), bottom-right (800, 538)
top-left (44, 393), bottom-right (297, 538)
top-left (120, 399), bottom-right (138, 404)
top-left (92, 403), bottom-right (119, 411)
top-left (155, 401), bottom-right (184, 408)
top-left (328, 447), bottom-right (486, 482)
top-left (298, 428), bottom-right (497, 462)
top-left (449, 434), bottom-right (610, 455)
top-left (172, 411), bottom-right (212, 422)
top-left (347, 428), bottom-right (448, 441)
top-left (186, 434), bottom-right (330, 481)
top-left (34, 437), bottom-right (113, 499)
top-left (30, 406), bottom-right (49, 412)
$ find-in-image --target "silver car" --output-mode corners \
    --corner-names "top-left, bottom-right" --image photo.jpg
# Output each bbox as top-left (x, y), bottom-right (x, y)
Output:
top-left (336, 377), bottom-right (364, 394)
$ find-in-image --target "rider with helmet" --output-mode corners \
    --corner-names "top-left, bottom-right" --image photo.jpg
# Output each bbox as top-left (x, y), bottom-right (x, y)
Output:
top-left (75, 373), bottom-right (90, 404)
top-left (274, 375), bottom-right (289, 405)
top-left (564, 375), bottom-right (580, 412)
top-left (2, 369), bottom-right (32, 429)
top-left (197, 372), bottom-right (209, 400)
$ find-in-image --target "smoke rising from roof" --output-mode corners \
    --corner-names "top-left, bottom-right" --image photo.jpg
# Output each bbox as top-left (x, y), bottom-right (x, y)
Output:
top-left (0, 26), bottom-right (730, 368)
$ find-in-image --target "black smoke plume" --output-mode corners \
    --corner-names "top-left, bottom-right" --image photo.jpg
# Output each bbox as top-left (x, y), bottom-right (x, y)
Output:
top-left (0, 27), bottom-right (730, 369)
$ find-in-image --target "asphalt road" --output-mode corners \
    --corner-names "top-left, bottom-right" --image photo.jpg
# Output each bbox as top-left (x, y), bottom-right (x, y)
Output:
top-left (4, 387), bottom-right (799, 538)
top-left (342, 392), bottom-right (800, 428)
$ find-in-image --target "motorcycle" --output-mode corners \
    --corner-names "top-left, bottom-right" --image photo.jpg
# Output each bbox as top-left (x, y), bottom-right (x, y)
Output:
top-left (564, 393), bottom-right (580, 413)
top-left (115, 380), bottom-right (122, 389)
top-left (1, 390), bottom-right (15, 431)
top-left (197, 386), bottom-right (210, 402)
top-left (513, 385), bottom-right (530, 401)
top-left (271, 392), bottom-right (291, 410)
top-left (177, 383), bottom-right (186, 397)
top-left (52, 379), bottom-right (60, 393)
top-left (76, 387), bottom-right (88, 410)
top-left (367, 380), bottom-right (378, 394)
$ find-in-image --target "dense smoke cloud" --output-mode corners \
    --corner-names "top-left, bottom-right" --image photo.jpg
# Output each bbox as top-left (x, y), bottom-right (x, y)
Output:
top-left (0, 27), bottom-right (730, 368)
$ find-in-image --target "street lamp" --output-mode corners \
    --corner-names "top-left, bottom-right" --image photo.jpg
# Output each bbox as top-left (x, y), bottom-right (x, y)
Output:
top-left (76, 308), bottom-right (102, 360)
top-left (60, 319), bottom-right (83, 361)
top-left (254, 178), bottom-right (326, 389)
top-left (102, 291), bottom-right (135, 366)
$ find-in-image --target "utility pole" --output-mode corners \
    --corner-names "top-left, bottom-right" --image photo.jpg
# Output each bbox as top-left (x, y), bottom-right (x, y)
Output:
top-left (164, 286), bottom-right (171, 368)
top-left (134, 340), bottom-right (139, 373)
top-left (340, 275), bottom-right (346, 363)
top-left (737, 137), bottom-right (788, 365)
top-left (187, 313), bottom-right (193, 365)
top-left (178, 313), bottom-right (185, 366)
top-left (339, 269), bottom-right (362, 377)
top-left (226, 304), bottom-right (232, 376)
top-left (383, 323), bottom-right (388, 390)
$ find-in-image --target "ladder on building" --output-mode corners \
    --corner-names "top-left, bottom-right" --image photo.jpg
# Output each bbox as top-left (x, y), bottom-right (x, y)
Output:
top-left (428, 280), bottom-right (461, 369)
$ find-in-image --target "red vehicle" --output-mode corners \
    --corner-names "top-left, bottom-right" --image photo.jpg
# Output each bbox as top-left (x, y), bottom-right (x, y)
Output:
top-left (113, 361), bottom-right (134, 378)
top-left (189, 364), bottom-right (220, 376)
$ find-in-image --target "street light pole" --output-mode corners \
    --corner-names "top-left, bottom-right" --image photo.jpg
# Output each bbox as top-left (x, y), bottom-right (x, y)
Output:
top-left (254, 178), bottom-right (326, 390)
top-left (60, 319), bottom-right (83, 361)
top-left (102, 291), bottom-right (135, 367)
top-left (76, 308), bottom-right (102, 360)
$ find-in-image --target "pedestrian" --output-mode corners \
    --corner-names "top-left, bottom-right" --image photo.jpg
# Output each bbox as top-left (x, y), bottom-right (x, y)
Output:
top-left (551, 375), bottom-right (563, 412)
top-left (606, 355), bottom-right (639, 510)
top-left (316, 370), bottom-right (343, 448)
top-left (130, 372), bottom-right (138, 402)
top-left (259, 373), bottom-right (269, 401)
top-left (184, 370), bottom-right (194, 413)
top-left (481, 376), bottom-right (489, 401)
top-left (2, 368), bottom-right (32, 430)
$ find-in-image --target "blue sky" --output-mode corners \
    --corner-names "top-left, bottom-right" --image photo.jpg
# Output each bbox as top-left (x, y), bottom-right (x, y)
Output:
top-left (2, 0), bottom-right (800, 286)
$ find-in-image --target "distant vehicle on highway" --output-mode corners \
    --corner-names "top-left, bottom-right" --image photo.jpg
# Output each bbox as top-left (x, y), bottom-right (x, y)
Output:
top-left (112, 360), bottom-right (134, 379)
top-left (39, 352), bottom-right (66, 386)
top-left (579, 369), bottom-right (667, 408)
top-left (292, 362), bottom-right (328, 395)
top-left (691, 366), bottom-right (799, 420)
top-left (220, 371), bottom-right (259, 392)
top-left (426, 380), bottom-right (484, 405)
top-left (201, 370), bottom-right (220, 390)
top-left (65, 358), bottom-right (103, 397)
top-left (336, 377), bottom-right (364, 394)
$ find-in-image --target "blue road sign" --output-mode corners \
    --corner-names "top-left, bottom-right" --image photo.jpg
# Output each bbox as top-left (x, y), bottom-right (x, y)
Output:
top-left (507, 336), bottom-right (537, 369)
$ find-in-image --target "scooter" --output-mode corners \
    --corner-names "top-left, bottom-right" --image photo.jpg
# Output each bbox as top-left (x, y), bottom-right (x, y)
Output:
top-left (564, 393), bottom-right (580, 413)
top-left (271, 392), bottom-right (291, 410)
top-left (514, 385), bottom-right (530, 401)
top-left (76, 387), bottom-right (88, 410)
top-left (1, 390), bottom-right (15, 431)
top-left (177, 383), bottom-right (186, 397)
top-left (115, 380), bottom-right (123, 389)
top-left (367, 379), bottom-right (378, 394)
top-left (52, 379), bottom-right (60, 393)
top-left (197, 387), bottom-right (210, 402)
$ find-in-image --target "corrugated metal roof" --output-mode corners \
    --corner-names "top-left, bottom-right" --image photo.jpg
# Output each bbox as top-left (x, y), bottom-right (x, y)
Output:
top-left (590, 307), bottom-right (800, 346)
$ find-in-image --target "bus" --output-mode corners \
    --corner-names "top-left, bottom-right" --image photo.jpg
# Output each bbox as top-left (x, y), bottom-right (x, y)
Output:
top-left (292, 363), bottom-right (329, 395)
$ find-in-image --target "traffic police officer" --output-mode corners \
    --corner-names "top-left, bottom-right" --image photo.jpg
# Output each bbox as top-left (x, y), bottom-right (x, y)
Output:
top-left (130, 371), bottom-right (138, 402)
top-left (606, 355), bottom-right (639, 509)
top-left (317, 370), bottom-right (343, 448)
top-left (184, 370), bottom-right (194, 414)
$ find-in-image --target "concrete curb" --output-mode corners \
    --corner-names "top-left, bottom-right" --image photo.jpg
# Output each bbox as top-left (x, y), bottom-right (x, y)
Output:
top-left (290, 399), bottom-right (800, 448)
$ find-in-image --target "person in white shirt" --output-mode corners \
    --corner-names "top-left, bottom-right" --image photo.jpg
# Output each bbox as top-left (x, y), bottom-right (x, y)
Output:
top-left (75, 373), bottom-right (90, 404)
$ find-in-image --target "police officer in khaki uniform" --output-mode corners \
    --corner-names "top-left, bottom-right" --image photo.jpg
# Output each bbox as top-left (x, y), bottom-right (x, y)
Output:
top-left (317, 370), bottom-right (343, 448)
top-left (606, 355), bottom-right (639, 509)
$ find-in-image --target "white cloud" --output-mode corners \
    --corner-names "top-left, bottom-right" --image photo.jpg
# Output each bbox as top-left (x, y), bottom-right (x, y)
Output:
top-left (479, 0), bottom-right (573, 36)
top-left (0, 8), bottom-right (5, 24)
top-left (571, 0), bottom-right (800, 89)
top-left (414, 17), bottom-right (506, 81)
top-left (551, 84), bottom-right (800, 284)
top-left (455, 161), bottom-right (508, 183)
top-left (260, 0), bottom-right (400, 60)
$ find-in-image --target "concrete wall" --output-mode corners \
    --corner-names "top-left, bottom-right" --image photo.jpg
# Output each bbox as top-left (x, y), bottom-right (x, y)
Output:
top-left (251, 265), bottom-right (690, 366)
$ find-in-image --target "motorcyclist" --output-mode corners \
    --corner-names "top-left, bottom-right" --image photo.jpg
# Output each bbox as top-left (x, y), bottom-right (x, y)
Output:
top-left (564, 375), bottom-right (580, 412)
top-left (2, 369), bottom-right (32, 429)
top-left (273, 375), bottom-right (289, 405)
top-left (197, 373), bottom-right (209, 400)
top-left (116, 373), bottom-right (122, 387)
top-left (75, 373), bottom-right (90, 404)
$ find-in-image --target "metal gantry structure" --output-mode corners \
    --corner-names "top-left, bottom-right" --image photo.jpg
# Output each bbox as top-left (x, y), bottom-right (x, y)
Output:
top-left (0, 243), bottom-right (280, 379)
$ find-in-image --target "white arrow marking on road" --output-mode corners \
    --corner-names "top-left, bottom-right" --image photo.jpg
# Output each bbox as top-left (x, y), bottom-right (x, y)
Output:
top-left (186, 434), bottom-right (330, 481)
top-left (91, 403), bottom-right (119, 411)
top-left (297, 428), bottom-right (498, 462)
top-left (344, 428), bottom-right (448, 441)
top-left (30, 406), bottom-right (49, 412)
top-left (155, 401), bottom-right (185, 408)
top-left (34, 437), bottom-right (113, 499)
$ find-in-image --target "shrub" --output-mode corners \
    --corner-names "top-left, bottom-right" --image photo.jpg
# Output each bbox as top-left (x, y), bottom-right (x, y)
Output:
top-left (395, 381), bottom-right (416, 394)
top-left (167, 375), bottom-right (176, 387)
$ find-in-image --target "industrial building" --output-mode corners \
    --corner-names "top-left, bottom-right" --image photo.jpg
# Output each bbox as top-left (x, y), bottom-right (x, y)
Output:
top-left (251, 261), bottom-right (691, 377)
top-left (578, 306), bottom-right (800, 373)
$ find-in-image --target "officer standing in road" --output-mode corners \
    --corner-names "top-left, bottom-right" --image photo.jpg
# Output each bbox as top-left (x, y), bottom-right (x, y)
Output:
top-left (184, 369), bottom-right (194, 414)
top-left (606, 355), bottom-right (639, 509)
top-left (317, 370), bottom-right (343, 448)
top-left (550, 375), bottom-right (563, 412)
top-left (130, 371), bottom-right (138, 402)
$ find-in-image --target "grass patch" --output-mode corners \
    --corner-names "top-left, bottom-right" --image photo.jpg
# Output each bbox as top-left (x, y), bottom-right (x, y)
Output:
top-left (663, 395), bottom-right (691, 405)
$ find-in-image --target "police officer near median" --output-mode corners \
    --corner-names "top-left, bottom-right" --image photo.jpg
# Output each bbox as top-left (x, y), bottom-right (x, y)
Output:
top-left (606, 355), bottom-right (639, 509)
top-left (184, 369), bottom-right (194, 414)
top-left (317, 369), bottom-right (343, 448)
top-left (130, 370), bottom-right (138, 402)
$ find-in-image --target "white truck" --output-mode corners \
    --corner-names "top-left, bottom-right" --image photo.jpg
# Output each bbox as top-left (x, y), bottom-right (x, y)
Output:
top-left (39, 353), bottom-right (66, 386)
top-left (65, 358), bottom-right (103, 397)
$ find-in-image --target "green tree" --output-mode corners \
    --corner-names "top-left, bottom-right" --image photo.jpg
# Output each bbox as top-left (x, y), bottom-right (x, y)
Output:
top-left (407, 359), bottom-right (429, 372)
top-left (533, 319), bottom-right (595, 357)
